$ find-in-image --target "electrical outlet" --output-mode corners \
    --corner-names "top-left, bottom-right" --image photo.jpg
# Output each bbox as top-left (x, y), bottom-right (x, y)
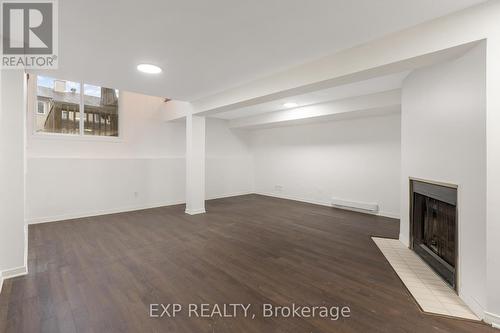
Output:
top-left (134, 191), bottom-right (139, 198)
top-left (274, 185), bottom-right (283, 192)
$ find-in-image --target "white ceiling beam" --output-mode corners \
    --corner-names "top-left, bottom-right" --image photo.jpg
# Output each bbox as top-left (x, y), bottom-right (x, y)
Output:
top-left (228, 89), bottom-right (400, 129)
top-left (194, 45), bottom-right (472, 118)
top-left (215, 71), bottom-right (409, 120)
top-left (164, 43), bottom-right (469, 122)
top-left (179, 1), bottom-right (499, 118)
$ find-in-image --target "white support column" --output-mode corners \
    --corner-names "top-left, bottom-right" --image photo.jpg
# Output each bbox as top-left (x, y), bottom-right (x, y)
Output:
top-left (0, 70), bottom-right (27, 281)
top-left (185, 113), bottom-right (206, 215)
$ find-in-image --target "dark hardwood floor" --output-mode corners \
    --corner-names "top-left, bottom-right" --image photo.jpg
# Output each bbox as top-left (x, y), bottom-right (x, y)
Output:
top-left (0, 194), bottom-right (494, 332)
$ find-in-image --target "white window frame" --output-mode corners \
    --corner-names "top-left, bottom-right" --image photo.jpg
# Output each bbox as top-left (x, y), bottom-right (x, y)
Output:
top-left (28, 74), bottom-right (122, 142)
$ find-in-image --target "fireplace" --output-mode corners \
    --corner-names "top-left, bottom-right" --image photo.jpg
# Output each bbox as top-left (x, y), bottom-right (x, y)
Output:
top-left (410, 179), bottom-right (457, 289)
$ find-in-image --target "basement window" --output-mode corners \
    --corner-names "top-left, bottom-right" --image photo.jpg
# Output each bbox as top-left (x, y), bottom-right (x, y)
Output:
top-left (33, 75), bottom-right (119, 137)
top-left (83, 84), bottom-right (119, 137)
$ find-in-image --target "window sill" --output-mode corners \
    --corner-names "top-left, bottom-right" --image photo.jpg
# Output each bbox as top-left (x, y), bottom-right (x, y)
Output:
top-left (30, 132), bottom-right (124, 143)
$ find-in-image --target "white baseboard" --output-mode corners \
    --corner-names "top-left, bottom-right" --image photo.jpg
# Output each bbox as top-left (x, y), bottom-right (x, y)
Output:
top-left (26, 192), bottom-right (255, 224)
top-left (485, 311), bottom-right (500, 329)
top-left (25, 191), bottom-right (397, 223)
top-left (26, 200), bottom-right (185, 224)
top-left (460, 290), bottom-right (486, 321)
top-left (207, 191), bottom-right (253, 200)
top-left (0, 227), bottom-right (29, 295)
top-left (0, 265), bottom-right (28, 294)
top-left (185, 208), bottom-right (207, 215)
top-left (24, 225), bottom-right (29, 272)
top-left (376, 211), bottom-right (400, 219)
top-left (256, 192), bottom-right (400, 219)
top-left (257, 191), bottom-right (331, 207)
top-left (2, 266), bottom-right (27, 279)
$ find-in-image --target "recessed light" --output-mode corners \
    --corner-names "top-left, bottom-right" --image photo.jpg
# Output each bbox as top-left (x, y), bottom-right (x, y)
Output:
top-left (283, 102), bottom-right (298, 108)
top-left (137, 64), bottom-right (162, 74)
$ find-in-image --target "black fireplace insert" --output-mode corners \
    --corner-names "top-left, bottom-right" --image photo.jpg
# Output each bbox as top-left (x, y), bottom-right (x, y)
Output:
top-left (410, 179), bottom-right (457, 289)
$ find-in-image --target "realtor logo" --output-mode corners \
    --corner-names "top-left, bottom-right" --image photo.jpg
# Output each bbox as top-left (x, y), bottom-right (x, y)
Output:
top-left (1, 0), bottom-right (58, 68)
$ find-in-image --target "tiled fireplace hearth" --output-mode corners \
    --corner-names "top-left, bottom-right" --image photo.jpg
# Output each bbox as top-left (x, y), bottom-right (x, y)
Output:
top-left (374, 179), bottom-right (478, 321)
top-left (373, 237), bottom-right (477, 320)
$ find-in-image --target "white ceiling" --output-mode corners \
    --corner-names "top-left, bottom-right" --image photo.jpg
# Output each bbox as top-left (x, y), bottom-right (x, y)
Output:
top-left (39, 0), bottom-right (486, 101)
top-left (214, 71), bottom-right (410, 119)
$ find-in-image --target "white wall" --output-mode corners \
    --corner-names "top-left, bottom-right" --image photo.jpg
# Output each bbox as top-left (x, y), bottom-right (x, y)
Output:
top-left (400, 43), bottom-right (486, 316)
top-left (206, 118), bottom-right (254, 199)
top-left (26, 157), bottom-right (186, 222)
top-left (26, 91), bottom-right (187, 223)
top-left (0, 70), bottom-right (27, 279)
top-left (250, 113), bottom-right (401, 218)
top-left (26, 92), bottom-right (254, 223)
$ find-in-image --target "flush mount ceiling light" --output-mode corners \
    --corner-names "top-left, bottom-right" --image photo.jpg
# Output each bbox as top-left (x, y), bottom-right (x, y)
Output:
top-left (137, 64), bottom-right (162, 74)
top-left (283, 102), bottom-right (298, 108)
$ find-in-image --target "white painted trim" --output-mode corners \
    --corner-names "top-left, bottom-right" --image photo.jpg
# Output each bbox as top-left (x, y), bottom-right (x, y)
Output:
top-left (484, 311), bottom-right (500, 328)
top-left (1, 265), bottom-right (28, 293)
top-left (2, 266), bottom-right (27, 279)
top-left (184, 208), bottom-right (207, 215)
top-left (26, 191), bottom-right (397, 223)
top-left (207, 191), bottom-right (254, 200)
top-left (1, 227), bottom-right (29, 296)
top-left (256, 192), bottom-right (399, 219)
top-left (30, 132), bottom-right (124, 143)
top-left (26, 200), bottom-right (185, 224)
top-left (460, 290), bottom-right (486, 320)
top-left (25, 192), bottom-right (254, 224)
top-left (377, 211), bottom-right (400, 219)
top-left (257, 191), bottom-right (334, 207)
top-left (27, 156), bottom-right (185, 160)
top-left (24, 225), bottom-right (29, 273)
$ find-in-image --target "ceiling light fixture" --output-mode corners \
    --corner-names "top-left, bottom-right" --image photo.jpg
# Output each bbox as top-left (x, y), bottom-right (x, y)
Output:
top-left (283, 102), bottom-right (298, 108)
top-left (137, 64), bottom-right (162, 74)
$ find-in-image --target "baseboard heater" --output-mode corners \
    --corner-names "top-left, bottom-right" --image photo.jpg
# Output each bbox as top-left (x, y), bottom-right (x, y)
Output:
top-left (331, 198), bottom-right (379, 214)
